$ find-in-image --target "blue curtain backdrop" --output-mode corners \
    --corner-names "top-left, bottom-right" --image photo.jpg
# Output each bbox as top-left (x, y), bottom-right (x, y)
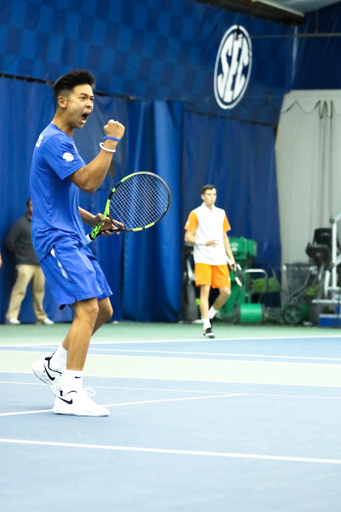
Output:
top-left (182, 111), bottom-right (281, 270)
top-left (290, 3), bottom-right (341, 90)
top-left (122, 100), bottom-right (183, 322)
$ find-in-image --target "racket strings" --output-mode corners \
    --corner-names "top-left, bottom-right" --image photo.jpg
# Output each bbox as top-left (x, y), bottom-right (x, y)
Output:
top-left (109, 174), bottom-right (169, 229)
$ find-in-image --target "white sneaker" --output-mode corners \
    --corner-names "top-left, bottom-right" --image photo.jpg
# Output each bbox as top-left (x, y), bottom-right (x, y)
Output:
top-left (53, 388), bottom-right (110, 417)
top-left (6, 318), bottom-right (21, 325)
top-left (32, 356), bottom-right (64, 396)
top-left (35, 318), bottom-right (54, 325)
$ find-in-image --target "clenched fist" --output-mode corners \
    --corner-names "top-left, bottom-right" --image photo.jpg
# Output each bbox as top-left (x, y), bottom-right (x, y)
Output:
top-left (104, 120), bottom-right (125, 140)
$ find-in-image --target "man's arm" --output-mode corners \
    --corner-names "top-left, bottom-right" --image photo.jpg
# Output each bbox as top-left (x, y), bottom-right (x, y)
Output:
top-left (223, 233), bottom-right (236, 270)
top-left (70, 120), bottom-right (125, 194)
top-left (184, 230), bottom-right (217, 247)
top-left (78, 207), bottom-right (121, 236)
top-left (5, 221), bottom-right (21, 253)
top-left (78, 207), bottom-right (96, 226)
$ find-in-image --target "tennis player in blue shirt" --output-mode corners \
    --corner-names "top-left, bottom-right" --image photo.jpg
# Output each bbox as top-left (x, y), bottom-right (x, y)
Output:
top-left (30, 69), bottom-right (125, 417)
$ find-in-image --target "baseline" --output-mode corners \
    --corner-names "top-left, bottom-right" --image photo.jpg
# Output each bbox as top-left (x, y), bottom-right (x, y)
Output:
top-left (1, 438), bottom-right (341, 465)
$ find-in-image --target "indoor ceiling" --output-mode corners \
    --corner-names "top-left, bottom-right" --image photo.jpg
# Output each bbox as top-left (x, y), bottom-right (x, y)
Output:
top-left (194, 0), bottom-right (341, 24)
top-left (274, 0), bottom-right (341, 13)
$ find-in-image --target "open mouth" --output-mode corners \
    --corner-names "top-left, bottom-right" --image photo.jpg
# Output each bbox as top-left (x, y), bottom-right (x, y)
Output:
top-left (81, 113), bottom-right (90, 122)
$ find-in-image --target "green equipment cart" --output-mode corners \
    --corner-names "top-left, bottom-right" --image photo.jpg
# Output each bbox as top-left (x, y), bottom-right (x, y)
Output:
top-left (219, 237), bottom-right (259, 322)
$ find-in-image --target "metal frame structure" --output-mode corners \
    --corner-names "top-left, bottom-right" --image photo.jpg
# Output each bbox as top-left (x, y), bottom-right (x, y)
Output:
top-left (312, 210), bottom-right (341, 307)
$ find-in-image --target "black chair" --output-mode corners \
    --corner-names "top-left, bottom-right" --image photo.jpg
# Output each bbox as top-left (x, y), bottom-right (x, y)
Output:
top-left (305, 228), bottom-right (332, 267)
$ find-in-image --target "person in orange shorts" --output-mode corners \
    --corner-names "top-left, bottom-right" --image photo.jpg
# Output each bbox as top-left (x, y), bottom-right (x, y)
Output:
top-left (184, 185), bottom-right (236, 338)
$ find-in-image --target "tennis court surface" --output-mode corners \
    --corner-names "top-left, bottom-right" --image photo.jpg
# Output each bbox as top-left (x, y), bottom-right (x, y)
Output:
top-left (1, 322), bottom-right (341, 512)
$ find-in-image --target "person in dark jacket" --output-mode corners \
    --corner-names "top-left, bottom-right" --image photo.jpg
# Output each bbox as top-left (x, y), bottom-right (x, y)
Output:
top-left (5, 199), bottom-right (53, 325)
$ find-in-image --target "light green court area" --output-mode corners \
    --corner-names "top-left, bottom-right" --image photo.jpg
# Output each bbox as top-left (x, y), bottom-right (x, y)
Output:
top-left (1, 322), bottom-right (341, 388)
top-left (0, 321), bottom-right (340, 346)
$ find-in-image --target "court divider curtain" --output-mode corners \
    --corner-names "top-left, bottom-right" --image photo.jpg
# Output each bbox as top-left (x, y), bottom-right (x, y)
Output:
top-left (122, 100), bottom-right (183, 322)
top-left (183, 110), bottom-right (281, 271)
top-left (275, 90), bottom-right (341, 264)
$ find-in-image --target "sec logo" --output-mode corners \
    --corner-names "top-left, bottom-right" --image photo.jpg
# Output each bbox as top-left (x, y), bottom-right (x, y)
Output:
top-left (214, 25), bottom-right (252, 110)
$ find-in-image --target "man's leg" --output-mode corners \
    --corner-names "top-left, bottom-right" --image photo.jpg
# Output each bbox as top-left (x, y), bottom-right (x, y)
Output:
top-left (32, 298), bottom-right (112, 401)
top-left (50, 297), bottom-right (112, 373)
top-left (32, 298), bottom-right (99, 395)
top-left (61, 298), bottom-right (99, 370)
top-left (32, 241), bottom-right (112, 414)
top-left (6, 265), bottom-right (33, 323)
top-left (209, 287), bottom-right (231, 320)
top-left (208, 266), bottom-right (232, 321)
top-left (92, 297), bottom-right (113, 335)
top-left (31, 266), bottom-right (48, 322)
top-left (200, 285), bottom-right (214, 337)
top-left (199, 285), bottom-right (211, 320)
top-left (52, 298), bottom-right (110, 416)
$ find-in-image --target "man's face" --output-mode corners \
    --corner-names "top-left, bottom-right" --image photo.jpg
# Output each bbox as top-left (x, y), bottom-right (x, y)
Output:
top-left (201, 188), bottom-right (217, 207)
top-left (60, 84), bottom-right (94, 129)
top-left (26, 200), bottom-right (33, 218)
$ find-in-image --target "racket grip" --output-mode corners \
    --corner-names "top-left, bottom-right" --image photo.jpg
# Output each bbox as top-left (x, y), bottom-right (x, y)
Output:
top-left (86, 233), bottom-right (93, 244)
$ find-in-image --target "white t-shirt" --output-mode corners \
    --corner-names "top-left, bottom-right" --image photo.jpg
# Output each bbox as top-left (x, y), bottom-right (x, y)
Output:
top-left (185, 203), bottom-right (231, 265)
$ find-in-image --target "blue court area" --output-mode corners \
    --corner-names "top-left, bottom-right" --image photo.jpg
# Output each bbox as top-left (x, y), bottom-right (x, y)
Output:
top-left (1, 323), bottom-right (341, 511)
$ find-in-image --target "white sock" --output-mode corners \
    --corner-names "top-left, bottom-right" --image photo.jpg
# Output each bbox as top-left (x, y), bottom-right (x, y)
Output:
top-left (203, 318), bottom-right (211, 330)
top-left (208, 306), bottom-right (218, 320)
top-left (62, 370), bottom-right (83, 393)
top-left (50, 344), bottom-right (67, 372)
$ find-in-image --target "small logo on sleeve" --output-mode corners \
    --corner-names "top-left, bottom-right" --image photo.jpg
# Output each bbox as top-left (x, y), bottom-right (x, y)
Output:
top-left (63, 152), bottom-right (74, 162)
top-left (36, 134), bottom-right (43, 147)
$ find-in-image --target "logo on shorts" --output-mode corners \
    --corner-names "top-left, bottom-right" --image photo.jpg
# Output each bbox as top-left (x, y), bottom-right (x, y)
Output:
top-left (63, 152), bottom-right (74, 162)
top-left (214, 25), bottom-right (252, 110)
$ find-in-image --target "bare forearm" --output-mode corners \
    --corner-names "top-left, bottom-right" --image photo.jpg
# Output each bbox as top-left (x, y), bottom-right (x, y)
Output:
top-left (71, 150), bottom-right (116, 193)
top-left (184, 231), bottom-right (197, 245)
top-left (78, 207), bottom-right (96, 226)
top-left (224, 235), bottom-right (235, 263)
top-left (70, 119), bottom-right (125, 193)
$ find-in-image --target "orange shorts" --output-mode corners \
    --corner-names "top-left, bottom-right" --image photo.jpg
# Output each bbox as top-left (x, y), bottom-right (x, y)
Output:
top-left (195, 263), bottom-right (231, 288)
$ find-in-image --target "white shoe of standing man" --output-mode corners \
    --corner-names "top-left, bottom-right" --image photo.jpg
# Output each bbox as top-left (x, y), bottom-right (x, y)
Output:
top-left (6, 318), bottom-right (21, 325)
top-left (35, 318), bottom-right (54, 325)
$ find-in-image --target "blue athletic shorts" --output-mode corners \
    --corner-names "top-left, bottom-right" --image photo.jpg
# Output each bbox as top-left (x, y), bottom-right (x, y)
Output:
top-left (40, 238), bottom-right (112, 309)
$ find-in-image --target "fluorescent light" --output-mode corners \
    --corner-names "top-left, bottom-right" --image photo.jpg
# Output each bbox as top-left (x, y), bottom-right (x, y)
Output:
top-left (252, 0), bottom-right (304, 17)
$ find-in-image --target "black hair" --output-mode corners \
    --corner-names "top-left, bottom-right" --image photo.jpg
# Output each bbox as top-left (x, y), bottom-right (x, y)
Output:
top-left (52, 69), bottom-right (95, 100)
top-left (201, 184), bottom-right (216, 195)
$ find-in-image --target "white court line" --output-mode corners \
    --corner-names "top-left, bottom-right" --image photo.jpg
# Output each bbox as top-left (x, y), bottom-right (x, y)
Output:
top-left (0, 393), bottom-right (243, 417)
top-left (1, 380), bottom-right (341, 401)
top-left (2, 347), bottom-right (341, 366)
top-left (0, 409), bottom-right (52, 417)
top-left (2, 378), bottom-right (341, 403)
top-left (85, 352), bottom-right (341, 368)
top-left (88, 347), bottom-right (341, 363)
top-left (88, 335), bottom-right (341, 342)
top-left (102, 393), bottom-right (243, 408)
top-left (1, 333), bottom-right (341, 350)
top-left (2, 371), bottom-right (341, 388)
top-left (0, 438), bottom-right (340, 465)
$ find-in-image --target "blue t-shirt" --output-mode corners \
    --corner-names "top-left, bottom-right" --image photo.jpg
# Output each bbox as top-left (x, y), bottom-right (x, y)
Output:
top-left (30, 123), bottom-right (87, 261)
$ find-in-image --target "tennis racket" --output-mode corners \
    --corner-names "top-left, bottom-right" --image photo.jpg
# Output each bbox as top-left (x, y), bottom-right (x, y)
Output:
top-left (226, 255), bottom-right (244, 287)
top-left (86, 172), bottom-right (171, 243)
